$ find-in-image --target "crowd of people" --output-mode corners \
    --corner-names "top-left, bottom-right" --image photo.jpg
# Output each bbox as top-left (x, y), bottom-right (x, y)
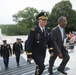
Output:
top-left (0, 11), bottom-right (76, 75)
top-left (65, 33), bottom-right (76, 52)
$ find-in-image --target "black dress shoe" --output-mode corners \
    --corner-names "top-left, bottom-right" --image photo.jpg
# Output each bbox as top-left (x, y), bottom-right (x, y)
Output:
top-left (49, 73), bottom-right (53, 75)
top-left (5, 67), bottom-right (8, 70)
top-left (48, 72), bottom-right (53, 75)
top-left (17, 63), bottom-right (20, 67)
top-left (57, 68), bottom-right (67, 75)
top-left (48, 68), bottom-right (53, 75)
top-left (48, 68), bottom-right (53, 74)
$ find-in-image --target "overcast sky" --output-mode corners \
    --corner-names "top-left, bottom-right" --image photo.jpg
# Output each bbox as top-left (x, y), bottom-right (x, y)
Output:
top-left (0, 0), bottom-right (76, 24)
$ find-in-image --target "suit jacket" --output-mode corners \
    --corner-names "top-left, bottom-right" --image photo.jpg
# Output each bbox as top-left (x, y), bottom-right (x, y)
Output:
top-left (51, 26), bottom-right (67, 55)
top-left (26, 26), bottom-right (53, 58)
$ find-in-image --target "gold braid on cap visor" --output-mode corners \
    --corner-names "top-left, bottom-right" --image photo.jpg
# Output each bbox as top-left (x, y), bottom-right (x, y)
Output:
top-left (38, 16), bottom-right (48, 20)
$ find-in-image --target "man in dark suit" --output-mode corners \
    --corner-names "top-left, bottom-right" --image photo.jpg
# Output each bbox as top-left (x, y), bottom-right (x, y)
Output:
top-left (13, 38), bottom-right (23, 67)
top-left (26, 12), bottom-right (53, 75)
top-left (1, 40), bottom-right (12, 70)
top-left (48, 16), bottom-right (70, 75)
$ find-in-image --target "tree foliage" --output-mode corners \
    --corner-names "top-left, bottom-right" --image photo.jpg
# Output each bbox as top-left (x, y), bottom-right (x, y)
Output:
top-left (0, 1), bottom-right (76, 35)
top-left (0, 25), bottom-right (17, 35)
top-left (48, 0), bottom-right (76, 32)
top-left (13, 7), bottom-right (39, 35)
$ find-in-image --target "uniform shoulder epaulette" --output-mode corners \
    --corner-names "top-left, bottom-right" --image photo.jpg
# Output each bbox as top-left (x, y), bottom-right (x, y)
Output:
top-left (47, 27), bottom-right (50, 30)
top-left (31, 28), bottom-right (35, 31)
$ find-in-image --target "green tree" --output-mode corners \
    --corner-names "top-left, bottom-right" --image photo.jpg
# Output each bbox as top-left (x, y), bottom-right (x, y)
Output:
top-left (6, 25), bottom-right (18, 35)
top-left (13, 7), bottom-right (39, 35)
top-left (0, 24), bottom-right (17, 35)
top-left (48, 0), bottom-right (76, 32)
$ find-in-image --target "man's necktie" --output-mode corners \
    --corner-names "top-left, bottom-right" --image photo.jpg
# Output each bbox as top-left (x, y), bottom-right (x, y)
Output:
top-left (43, 29), bottom-right (46, 37)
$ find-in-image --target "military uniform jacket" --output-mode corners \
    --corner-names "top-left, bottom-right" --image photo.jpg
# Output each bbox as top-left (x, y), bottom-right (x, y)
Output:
top-left (13, 42), bottom-right (23, 53)
top-left (26, 26), bottom-right (53, 58)
top-left (1, 44), bottom-right (12, 56)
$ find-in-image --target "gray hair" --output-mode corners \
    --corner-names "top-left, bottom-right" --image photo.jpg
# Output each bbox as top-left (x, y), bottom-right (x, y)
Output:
top-left (58, 16), bottom-right (65, 23)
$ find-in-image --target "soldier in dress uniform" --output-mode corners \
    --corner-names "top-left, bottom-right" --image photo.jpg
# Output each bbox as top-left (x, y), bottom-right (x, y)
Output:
top-left (13, 38), bottom-right (23, 67)
top-left (26, 12), bottom-right (53, 75)
top-left (1, 40), bottom-right (12, 70)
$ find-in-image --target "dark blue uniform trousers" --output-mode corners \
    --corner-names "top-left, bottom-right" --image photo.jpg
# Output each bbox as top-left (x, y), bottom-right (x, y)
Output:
top-left (33, 55), bottom-right (45, 75)
top-left (3, 54), bottom-right (9, 68)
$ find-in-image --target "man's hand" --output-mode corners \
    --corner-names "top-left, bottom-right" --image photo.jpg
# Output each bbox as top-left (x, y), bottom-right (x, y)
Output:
top-left (28, 58), bottom-right (32, 61)
top-left (50, 52), bottom-right (54, 56)
top-left (10, 53), bottom-right (12, 56)
top-left (21, 50), bottom-right (24, 54)
top-left (58, 53), bottom-right (63, 59)
top-left (27, 58), bottom-right (32, 64)
top-left (13, 52), bottom-right (14, 54)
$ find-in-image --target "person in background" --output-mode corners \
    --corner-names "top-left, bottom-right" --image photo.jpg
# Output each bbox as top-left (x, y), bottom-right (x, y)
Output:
top-left (13, 38), bottom-right (23, 67)
top-left (69, 34), bottom-right (75, 52)
top-left (74, 34), bottom-right (76, 44)
top-left (1, 40), bottom-right (12, 70)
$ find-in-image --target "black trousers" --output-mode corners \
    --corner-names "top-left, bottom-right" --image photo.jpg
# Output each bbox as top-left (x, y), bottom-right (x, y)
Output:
top-left (49, 50), bottom-right (70, 72)
top-left (33, 55), bottom-right (45, 75)
top-left (15, 52), bottom-right (20, 64)
top-left (3, 55), bottom-right (9, 68)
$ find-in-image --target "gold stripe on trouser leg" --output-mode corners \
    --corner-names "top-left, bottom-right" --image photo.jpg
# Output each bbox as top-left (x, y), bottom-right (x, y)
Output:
top-left (36, 65), bottom-right (39, 75)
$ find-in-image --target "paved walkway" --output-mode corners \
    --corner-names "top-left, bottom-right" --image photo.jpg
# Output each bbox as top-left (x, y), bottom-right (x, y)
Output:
top-left (0, 46), bottom-right (76, 75)
top-left (0, 36), bottom-right (76, 75)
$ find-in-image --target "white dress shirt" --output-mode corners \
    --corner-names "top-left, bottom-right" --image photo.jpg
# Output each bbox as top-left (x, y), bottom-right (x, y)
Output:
top-left (39, 25), bottom-right (45, 32)
top-left (58, 25), bottom-right (64, 41)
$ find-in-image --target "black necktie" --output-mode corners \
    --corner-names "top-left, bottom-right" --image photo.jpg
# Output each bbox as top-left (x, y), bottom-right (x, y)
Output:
top-left (42, 29), bottom-right (44, 34)
top-left (43, 28), bottom-right (44, 32)
top-left (43, 29), bottom-right (46, 37)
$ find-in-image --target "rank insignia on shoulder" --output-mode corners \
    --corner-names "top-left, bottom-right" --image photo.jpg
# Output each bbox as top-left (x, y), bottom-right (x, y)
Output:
top-left (31, 28), bottom-right (35, 31)
top-left (47, 27), bottom-right (50, 30)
